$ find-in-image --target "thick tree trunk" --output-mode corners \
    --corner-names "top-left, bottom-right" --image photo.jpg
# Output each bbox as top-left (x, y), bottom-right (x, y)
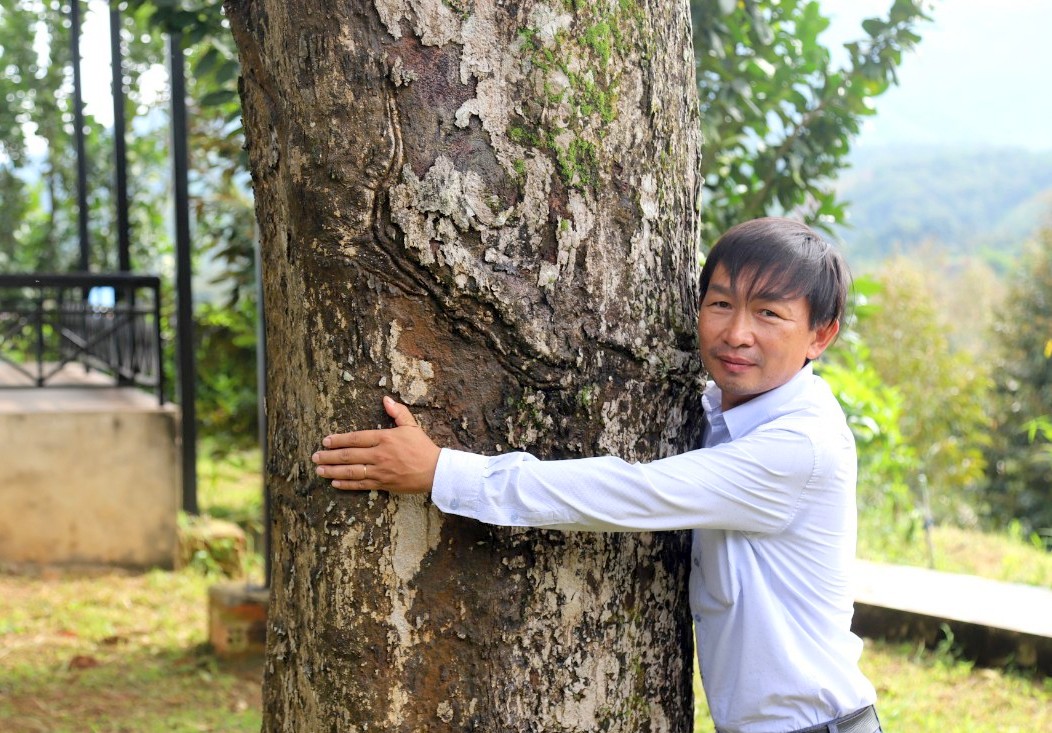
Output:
top-left (226, 0), bottom-right (702, 730)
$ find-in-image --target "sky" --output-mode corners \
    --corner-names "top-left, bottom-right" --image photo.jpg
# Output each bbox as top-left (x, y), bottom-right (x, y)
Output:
top-left (821, 0), bottom-right (1052, 152)
top-left (78, 0), bottom-right (167, 127)
top-left (74, 0), bottom-right (1052, 153)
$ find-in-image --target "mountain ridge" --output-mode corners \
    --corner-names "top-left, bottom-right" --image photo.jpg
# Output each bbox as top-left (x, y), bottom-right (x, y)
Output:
top-left (833, 145), bottom-right (1052, 267)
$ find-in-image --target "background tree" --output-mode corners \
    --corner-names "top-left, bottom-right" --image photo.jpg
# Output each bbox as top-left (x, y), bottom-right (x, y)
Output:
top-left (691, 0), bottom-right (930, 244)
top-left (818, 277), bottom-right (919, 558)
top-left (0, 0), bottom-right (173, 273)
top-left (855, 257), bottom-right (991, 525)
top-left (0, 0), bottom-right (83, 271)
top-left (984, 226), bottom-right (1052, 534)
top-left (226, 0), bottom-right (702, 729)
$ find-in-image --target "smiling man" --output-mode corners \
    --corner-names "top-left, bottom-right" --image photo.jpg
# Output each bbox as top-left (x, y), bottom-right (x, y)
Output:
top-left (312, 218), bottom-right (882, 733)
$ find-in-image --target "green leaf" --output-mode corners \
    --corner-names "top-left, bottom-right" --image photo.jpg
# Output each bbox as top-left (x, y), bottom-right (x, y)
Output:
top-left (199, 89), bottom-right (238, 107)
top-left (195, 46), bottom-right (221, 77)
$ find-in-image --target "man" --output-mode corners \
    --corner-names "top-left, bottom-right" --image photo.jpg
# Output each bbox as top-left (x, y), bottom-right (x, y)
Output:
top-left (311, 218), bottom-right (882, 733)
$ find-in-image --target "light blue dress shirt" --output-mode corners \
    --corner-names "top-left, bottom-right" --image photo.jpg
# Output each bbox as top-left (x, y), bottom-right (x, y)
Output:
top-left (431, 365), bottom-right (876, 733)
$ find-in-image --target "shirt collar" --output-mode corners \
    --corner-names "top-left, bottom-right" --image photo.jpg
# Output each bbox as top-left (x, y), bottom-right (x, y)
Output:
top-left (702, 364), bottom-right (815, 440)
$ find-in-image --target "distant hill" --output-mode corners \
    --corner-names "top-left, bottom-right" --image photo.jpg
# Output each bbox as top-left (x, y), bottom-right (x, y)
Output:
top-left (833, 146), bottom-right (1052, 267)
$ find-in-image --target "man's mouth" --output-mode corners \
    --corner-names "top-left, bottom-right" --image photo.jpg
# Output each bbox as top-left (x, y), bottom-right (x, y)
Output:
top-left (715, 354), bottom-right (756, 373)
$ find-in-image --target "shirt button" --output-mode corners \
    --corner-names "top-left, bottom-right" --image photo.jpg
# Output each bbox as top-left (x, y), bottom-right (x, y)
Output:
top-left (693, 613), bottom-right (702, 623)
top-left (450, 498), bottom-right (459, 510)
top-left (693, 556), bottom-right (700, 567)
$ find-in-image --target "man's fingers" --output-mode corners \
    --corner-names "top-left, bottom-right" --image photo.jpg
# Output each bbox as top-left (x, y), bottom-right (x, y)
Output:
top-left (330, 479), bottom-right (377, 491)
top-left (321, 429), bottom-right (381, 450)
top-left (383, 395), bottom-right (419, 428)
top-left (312, 446), bottom-right (373, 466)
top-left (314, 462), bottom-right (370, 480)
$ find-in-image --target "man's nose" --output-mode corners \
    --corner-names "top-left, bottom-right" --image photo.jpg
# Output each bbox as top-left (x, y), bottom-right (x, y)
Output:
top-left (724, 311), bottom-right (755, 346)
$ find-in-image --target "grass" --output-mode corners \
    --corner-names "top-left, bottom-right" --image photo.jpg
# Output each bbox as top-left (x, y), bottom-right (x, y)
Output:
top-left (2, 446), bottom-right (1050, 731)
top-left (198, 442), bottom-right (265, 544)
top-left (859, 514), bottom-right (1052, 588)
top-left (0, 443), bottom-right (266, 733)
top-left (3, 565), bottom-right (1048, 733)
top-left (0, 567), bottom-right (261, 733)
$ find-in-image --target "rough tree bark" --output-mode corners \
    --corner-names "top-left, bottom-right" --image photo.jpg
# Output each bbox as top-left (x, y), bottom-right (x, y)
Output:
top-left (225, 0), bottom-right (703, 730)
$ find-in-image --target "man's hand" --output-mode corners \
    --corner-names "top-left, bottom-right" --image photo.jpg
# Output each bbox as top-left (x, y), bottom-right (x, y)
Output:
top-left (311, 396), bottom-right (440, 493)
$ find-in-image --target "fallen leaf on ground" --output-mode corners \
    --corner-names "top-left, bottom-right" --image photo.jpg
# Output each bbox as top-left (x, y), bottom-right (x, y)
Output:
top-left (68, 654), bottom-right (100, 670)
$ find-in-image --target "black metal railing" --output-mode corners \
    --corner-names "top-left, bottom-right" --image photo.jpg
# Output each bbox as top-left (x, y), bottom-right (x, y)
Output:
top-left (0, 273), bottom-right (165, 404)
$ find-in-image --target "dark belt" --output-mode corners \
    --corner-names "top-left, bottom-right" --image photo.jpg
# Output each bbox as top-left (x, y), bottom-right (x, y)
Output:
top-left (789, 705), bottom-right (881, 733)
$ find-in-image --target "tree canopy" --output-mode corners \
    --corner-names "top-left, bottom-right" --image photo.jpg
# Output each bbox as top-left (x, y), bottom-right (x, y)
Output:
top-left (0, 0), bottom-right (930, 446)
top-left (691, 0), bottom-right (930, 244)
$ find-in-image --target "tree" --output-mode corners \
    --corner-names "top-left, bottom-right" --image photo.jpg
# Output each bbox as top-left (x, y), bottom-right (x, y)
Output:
top-left (99, 0), bottom-right (930, 445)
top-left (690, 0), bottom-right (931, 244)
top-left (225, 0), bottom-right (702, 729)
top-left (0, 0), bottom-right (173, 273)
top-left (855, 257), bottom-right (991, 525)
top-left (984, 226), bottom-right (1052, 534)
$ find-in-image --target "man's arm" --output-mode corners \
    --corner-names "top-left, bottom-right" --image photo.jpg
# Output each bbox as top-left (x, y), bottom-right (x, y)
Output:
top-left (313, 398), bottom-right (826, 534)
top-left (311, 396), bottom-right (440, 493)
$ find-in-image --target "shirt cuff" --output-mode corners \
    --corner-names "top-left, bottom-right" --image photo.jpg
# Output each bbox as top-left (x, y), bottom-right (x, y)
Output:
top-left (431, 448), bottom-right (488, 516)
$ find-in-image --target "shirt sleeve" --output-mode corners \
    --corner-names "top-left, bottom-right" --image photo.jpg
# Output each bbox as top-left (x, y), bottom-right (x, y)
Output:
top-left (430, 426), bottom-right (818, 534)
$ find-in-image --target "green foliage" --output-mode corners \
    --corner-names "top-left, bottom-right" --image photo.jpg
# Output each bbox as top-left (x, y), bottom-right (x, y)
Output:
top-left (196, 296), bottom-right (259, 447)
top-left (690, 0), bottom-right (931, 244)
top-left (177, 512), bottom-right (246, 578)
top-left (818, 326), bottom-right (918, 539)
top-left (0, 0), bottom-right (173, 274)
top-left (119, 1), bottom-right (259, 443)
top-left (3, 1), bottom-right (933, 450)
top-left (0, 1), bottom-right (256, 442)
top-left (983, 226), bottom-right (1052, 534)
top-left (855, 257), bottom-right (992, 524)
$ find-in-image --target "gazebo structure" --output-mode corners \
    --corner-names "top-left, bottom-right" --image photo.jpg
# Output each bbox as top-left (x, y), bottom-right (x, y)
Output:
top-left (0, 2), bottom-right (200, 568)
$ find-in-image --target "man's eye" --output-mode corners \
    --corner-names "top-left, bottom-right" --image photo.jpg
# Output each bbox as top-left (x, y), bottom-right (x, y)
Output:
top-left (760, 309), bottom-right (780, 318)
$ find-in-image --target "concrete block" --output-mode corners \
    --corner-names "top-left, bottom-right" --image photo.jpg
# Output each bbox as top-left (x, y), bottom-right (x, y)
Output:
top-left (0, 382), bottom-right (181, 569)
top-left (852, 560), bottom-right (1052, 674)
top-left (208, 582), bottom-right (269, 656)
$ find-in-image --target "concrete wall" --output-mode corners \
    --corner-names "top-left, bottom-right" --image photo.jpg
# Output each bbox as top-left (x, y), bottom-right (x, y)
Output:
top-left (0, 384), bottom-right (181, 569)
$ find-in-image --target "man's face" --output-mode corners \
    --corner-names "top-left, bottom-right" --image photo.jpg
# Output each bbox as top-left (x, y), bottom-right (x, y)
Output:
top-left (697, 264), bottom-right (839, 411)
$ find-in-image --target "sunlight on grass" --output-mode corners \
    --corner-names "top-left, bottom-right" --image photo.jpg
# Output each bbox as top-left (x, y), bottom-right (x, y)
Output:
top-left (198, 442), bottom-right (264, 522)
top-left (5, 449), bottom-right (1050, 733)
top-left (862, 638), bottom-right (1051, 733)
top-left (859, 514), bottom-right (1052, 588)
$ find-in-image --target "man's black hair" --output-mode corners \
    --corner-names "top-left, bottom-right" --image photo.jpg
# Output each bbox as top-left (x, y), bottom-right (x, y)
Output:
top-left (699, 217), bottom-right (850, 331)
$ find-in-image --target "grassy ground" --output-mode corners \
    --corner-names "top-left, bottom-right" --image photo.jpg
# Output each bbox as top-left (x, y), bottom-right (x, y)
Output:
top-left (859, 514), bottom-right (1052, 587)
top-left (2, 564), bottom-right (1048, 733)
top-left (2, 446), bottom-right (1049, 731)
top-left (0, 568), bottom-right (261, 732)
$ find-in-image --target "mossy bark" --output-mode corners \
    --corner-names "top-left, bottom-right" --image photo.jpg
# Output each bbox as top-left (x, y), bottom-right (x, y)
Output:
top-left (225, 0), bottom-right (703, 730)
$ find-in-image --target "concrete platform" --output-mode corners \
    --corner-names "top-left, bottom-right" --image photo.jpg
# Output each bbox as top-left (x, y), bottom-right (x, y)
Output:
top-left (0, 362), bottom-right (181, 569)
top-left (852, 560), bottom-right (1052, 673)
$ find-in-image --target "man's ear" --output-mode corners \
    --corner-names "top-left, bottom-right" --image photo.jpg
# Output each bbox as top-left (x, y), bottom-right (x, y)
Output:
top-left (807, 319), bottom-right (840, 361)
